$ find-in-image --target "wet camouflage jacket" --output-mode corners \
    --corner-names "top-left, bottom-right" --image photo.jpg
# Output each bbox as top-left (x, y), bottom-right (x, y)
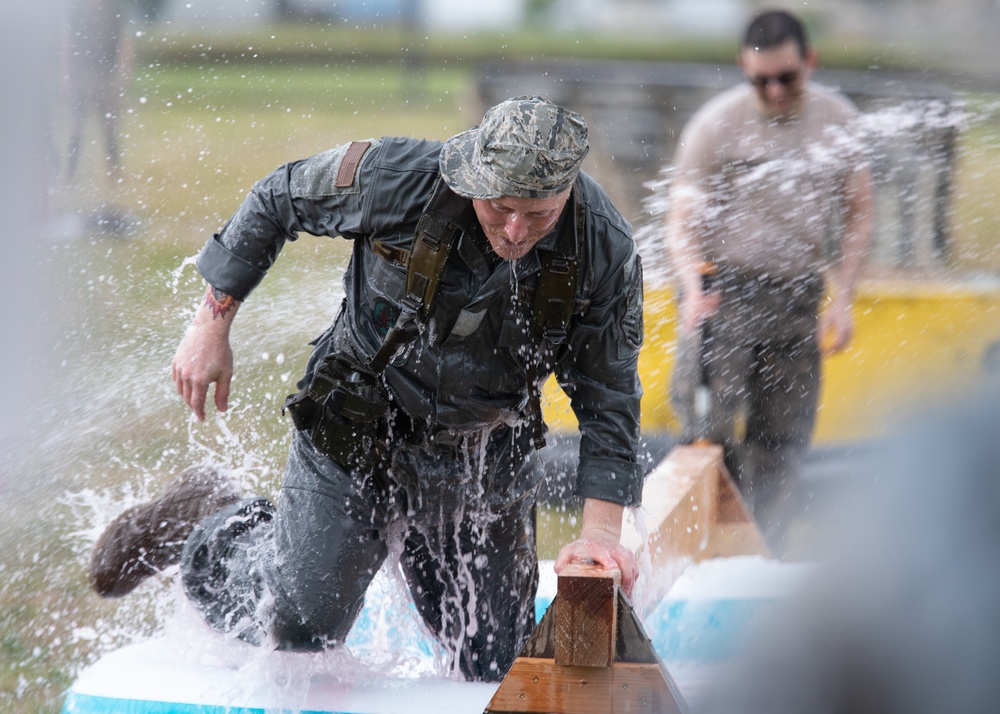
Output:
top-left (196, 137), bottom-right (644, 506)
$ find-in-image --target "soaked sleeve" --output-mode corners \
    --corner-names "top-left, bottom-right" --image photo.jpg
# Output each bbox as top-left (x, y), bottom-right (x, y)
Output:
top-left (557, 218), bottom-right (645, 507)
top-left (195, 139), bottom-right (380, 301)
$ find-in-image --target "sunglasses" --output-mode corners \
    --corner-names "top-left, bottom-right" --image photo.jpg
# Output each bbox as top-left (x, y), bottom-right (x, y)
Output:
top-left (748, 70), bottom-right (800, 89)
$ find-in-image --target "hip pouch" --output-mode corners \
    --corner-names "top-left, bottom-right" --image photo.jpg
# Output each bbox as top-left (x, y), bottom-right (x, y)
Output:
top-left (282, 353), bottom-right (388, 468)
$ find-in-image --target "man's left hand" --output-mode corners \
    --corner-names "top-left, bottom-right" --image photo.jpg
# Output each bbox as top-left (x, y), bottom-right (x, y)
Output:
top-left (554, 534), bottom-right (639, 600)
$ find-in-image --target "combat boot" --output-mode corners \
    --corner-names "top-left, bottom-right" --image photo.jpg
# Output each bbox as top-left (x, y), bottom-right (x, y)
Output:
top-left (88, 466), bottom-right (241, 598)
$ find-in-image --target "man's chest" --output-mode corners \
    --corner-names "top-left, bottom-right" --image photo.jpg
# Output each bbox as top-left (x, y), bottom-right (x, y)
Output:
top-left (708, 120), bottom-right (841, 203)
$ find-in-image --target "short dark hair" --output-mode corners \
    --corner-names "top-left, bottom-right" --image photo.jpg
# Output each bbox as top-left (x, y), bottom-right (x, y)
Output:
top-left (742, 9), bottom-right (809, 57)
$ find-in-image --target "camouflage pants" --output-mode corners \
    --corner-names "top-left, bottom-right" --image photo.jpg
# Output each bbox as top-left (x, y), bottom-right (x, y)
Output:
top-left (671, 271), bottom-right (823, 555)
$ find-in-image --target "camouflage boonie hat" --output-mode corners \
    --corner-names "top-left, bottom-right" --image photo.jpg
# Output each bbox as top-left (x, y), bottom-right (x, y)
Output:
top-left (439, 95), bottom-right (589, 200)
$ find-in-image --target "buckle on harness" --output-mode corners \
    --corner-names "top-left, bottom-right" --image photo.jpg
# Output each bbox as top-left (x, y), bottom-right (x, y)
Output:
top-left (547, 255), bottom-right (573, 275)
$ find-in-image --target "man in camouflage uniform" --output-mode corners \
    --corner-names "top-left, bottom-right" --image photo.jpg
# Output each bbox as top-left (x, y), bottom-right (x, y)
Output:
top-left (665, 10), bottom-right (873, 555)
top-left (89, 96), bottom-right (644, 681)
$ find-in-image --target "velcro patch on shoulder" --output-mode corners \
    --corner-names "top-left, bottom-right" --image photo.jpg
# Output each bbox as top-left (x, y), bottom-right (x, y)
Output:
top-left (335, 140), bottom-right (372, 188)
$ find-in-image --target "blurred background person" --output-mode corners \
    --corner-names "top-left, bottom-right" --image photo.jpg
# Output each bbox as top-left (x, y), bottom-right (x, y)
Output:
top-left (663, 8), bottom-right (874, 555)
top-left (63, 0), bottom-right (133, 185)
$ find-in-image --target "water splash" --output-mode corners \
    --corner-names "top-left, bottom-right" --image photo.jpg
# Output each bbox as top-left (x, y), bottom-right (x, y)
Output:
top-left (636, 98), bottom-right (981, 287)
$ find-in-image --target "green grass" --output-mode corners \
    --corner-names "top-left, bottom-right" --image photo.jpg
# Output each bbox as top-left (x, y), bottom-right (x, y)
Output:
top-left (131, 21), bottom-right (937, 73)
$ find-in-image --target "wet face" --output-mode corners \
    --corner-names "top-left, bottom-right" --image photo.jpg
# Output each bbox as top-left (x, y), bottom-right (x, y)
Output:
top-left (740, 39), bottom-right (816, 119)
top-left (471, 189), bottom-right (572, 261)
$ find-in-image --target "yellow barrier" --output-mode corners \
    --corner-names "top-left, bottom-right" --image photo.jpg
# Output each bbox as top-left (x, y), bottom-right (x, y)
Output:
top-left (542, 277), bottom-right (1000, 445)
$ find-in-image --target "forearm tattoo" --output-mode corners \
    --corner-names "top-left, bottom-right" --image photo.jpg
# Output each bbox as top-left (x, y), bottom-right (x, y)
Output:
top-left (204, 286), bottom-right (236, 319)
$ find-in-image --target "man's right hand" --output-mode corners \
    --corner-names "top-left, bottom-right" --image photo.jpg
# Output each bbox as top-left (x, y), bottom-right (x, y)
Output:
top-left (171, 287), bottom-right (240, 421)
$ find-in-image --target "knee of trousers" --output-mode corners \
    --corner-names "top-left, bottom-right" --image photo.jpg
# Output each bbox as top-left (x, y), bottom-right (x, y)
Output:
top-left (179, 493), bottom-right (380, 652)
top-left (268, 479), bottom-right (393, 649)
top-left (179, 497), bottom-right (276, 642)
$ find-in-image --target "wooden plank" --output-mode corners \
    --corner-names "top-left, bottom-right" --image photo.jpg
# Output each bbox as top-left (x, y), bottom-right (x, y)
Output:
top-left (487, 659), bottom-right (685, 714)
top-left (620, 444), bottom-right (718, 605)
top-left (621, 444), bottom-right (770, 606)
top-left (697, 466), bottom-right (772, 561)
top-left (519, 595), bottom-right (557, 659)
top-left (486, 564), bottom-right (689, 713)
top-left (486, 443), bottom-right (769, 713)
top-left (614, 587), bottom-right (663, 666)
top-left (554, 564), bottom-right (620, 668)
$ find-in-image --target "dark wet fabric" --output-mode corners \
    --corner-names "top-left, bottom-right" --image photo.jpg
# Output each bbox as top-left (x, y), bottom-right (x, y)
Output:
top-left (181, 427), bottom-right (539, 680)
top-left (671, 269), bottom-right (823, 554)
top-left (196, 137), bottom-right (644, 505)
top-left (184, 134), bottom-right (643, 679)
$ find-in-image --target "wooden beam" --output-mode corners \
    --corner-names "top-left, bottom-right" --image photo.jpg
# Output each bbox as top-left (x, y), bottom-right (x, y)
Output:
top-left (487, 444), bottom-right (768, 713)
top-left (622, 444), bottom-right (715, 579)
top-left (698, 460), bottom-right (772, 561)
top-left (485, 566), bottom-right (688, 713)
top-left (488, 659), bottom-right (685, 713)
top-left (555, 563), bottom-right (620, 668)
top-left (621, 443), bottom-right (771, 607)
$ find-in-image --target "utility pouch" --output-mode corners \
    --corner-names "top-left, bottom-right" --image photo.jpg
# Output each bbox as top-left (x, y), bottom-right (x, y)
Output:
top-left (283, 354), bottom-right (389, 468)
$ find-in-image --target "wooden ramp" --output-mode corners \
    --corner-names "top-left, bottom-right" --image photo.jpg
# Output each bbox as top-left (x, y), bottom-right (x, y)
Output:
top-left (486, 443), bottom-right (769, 713)
top-left (622, 443), bottom-right (771, 609)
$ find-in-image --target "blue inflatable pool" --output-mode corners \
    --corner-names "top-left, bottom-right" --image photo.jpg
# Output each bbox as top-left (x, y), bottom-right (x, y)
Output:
top-left (62, 556), bottom-right (810, 714)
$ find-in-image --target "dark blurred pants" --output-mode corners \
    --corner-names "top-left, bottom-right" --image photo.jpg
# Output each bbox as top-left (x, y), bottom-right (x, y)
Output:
top-left (180, 423), bottom-right (540, 682)
top-left (671, 269), bottom-right (823, 555)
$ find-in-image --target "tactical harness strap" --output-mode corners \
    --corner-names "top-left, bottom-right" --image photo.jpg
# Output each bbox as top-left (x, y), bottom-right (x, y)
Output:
top-left (533, 250), bottom-right (580, 345)
top-left (522, 247), bottom-right (580, 447)
top-left (375, 184), bottom-right (581, 449)
top-left (309, 179), bottom-right (582, 454)
top-left (367, 210), bottom-right (462, 374)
